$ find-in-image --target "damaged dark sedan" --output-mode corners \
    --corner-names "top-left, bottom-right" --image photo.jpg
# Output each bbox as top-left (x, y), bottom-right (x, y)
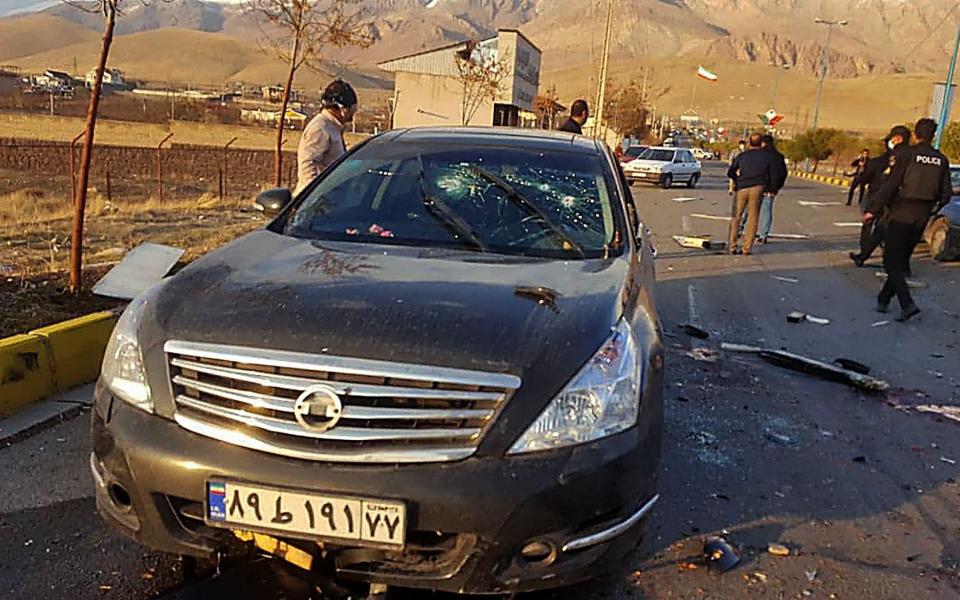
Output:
top-left (90, 127), bottom-right (664, 596)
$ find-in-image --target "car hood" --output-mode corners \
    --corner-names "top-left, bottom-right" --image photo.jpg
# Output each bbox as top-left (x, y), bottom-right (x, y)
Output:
top-left (626, 159), bottom-right (669, 169)
top-left (149, 231), bottom-right (628, 379)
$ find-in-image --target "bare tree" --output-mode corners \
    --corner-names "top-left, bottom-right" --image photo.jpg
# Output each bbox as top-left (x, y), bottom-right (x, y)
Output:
top-left (247, 0), bottom-right (373, 187)
top-left (454, 41), bottom-right (508, 126)
top-left (63, 0), bottom-right (128, 293)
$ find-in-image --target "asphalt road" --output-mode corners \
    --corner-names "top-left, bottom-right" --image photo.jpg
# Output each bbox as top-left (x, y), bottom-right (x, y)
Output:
top-left (2, 163), bottom-right (959, 599)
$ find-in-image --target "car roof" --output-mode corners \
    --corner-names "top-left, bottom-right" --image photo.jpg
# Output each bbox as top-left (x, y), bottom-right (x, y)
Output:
top-left (644, 146), bottom-right (680, 152)
top-left (374, 127), bottom-right (605, 156)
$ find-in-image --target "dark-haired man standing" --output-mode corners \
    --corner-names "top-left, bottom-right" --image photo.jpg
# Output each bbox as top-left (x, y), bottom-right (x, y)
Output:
top-left (727, 133), bottom-right (774, 255)
top-left (296, 79), bottom-right (358, 195)
top-left (868, 118), bottom-right (952, 321)
top-left (558, 99), bottom-right (589, 135)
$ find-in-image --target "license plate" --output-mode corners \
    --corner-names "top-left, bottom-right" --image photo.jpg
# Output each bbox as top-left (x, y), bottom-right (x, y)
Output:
top-left (206, 480), bottom-right (406, 547)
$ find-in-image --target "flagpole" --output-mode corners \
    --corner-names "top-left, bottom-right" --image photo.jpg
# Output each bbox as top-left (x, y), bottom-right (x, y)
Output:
top-left (690, 77), bottom-right (697, 113)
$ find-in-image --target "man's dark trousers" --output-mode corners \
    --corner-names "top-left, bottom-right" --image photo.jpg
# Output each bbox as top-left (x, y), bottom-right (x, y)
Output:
top-left (857, 218), bottom-right (885, 261)
top-left (847, 179), bottom-right (866, 206)
top-left (879, 221), bottom-right (925, 309)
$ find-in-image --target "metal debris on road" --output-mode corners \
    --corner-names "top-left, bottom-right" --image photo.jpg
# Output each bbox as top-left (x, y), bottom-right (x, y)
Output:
top-left (787, 311), bottom-right (831, 325)
top-left (690, 213), bottom-right (732, 222)
top-left (672, 235), bottom-right (727, 251)
top-left (874, 272), bottom-right (929, 288)
top-left (673, 196), bottom-right (699, 202)
top-left (871, 320), bottom-right (891, 327)
top-left (767, 233), bottom-right (811, 240)
top-left (704, 537), bottom-right (741, 572)
top-left (765, 431), bottom-right (796, 446)
top-left (806, 570), bottom-right (818, 582)
top-left (767, 543), bottom-right (790, 556)
top-left (913, 404), bottom-right (960, 424)
top-left (941, 456), bottom-right (956, 465)
top-left (722, 342), bottom-right (889, 393)
top-left (680, 323), bottom-right (710, 339)
top-left (852, 455), bottom-right (867, 463)
top-left (833, 358), bottom-right (871, 375)
top-left (751, 572), bottom-right (768, 583)
top-left (771, 275), bottom-right (799, 283)
top-left (687, 347), bottom-right (719, 362)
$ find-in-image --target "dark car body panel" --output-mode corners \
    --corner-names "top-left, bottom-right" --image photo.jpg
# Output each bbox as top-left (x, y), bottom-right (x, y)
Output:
top-left (91, 127), bottom-right (664, 594)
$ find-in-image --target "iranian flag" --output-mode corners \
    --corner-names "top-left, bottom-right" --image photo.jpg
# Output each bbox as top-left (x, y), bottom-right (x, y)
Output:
top-left (697, 66), bottom-right (718, 82)
top-left (758, 109), bottom-right (784, 126)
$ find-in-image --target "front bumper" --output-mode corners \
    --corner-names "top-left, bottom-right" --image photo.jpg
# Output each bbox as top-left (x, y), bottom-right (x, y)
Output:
top-left (90, 382), bottom-right (661, 594)
top-left (625, 171), bottom-right (665, 185)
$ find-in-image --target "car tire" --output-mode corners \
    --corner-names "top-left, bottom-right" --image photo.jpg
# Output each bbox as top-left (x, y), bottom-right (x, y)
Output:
top-left (928, 218), bottom-right (956, 261)
top-left (687, 173), bottom-right (699, 189)
top-left (661, 174), bottom-right (673, 189)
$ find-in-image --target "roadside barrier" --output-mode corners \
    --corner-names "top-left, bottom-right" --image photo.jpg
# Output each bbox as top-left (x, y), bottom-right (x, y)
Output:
top-left (790, 170), bottom-right (851, 188)
top-left (0, 311), bottom-right (116, 417)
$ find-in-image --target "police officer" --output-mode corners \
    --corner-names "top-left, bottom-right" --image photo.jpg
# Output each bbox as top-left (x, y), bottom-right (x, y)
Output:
top-left (850, 125), bottom-right (910, 267)
top-left (867, 118), bottom-right (953, 321)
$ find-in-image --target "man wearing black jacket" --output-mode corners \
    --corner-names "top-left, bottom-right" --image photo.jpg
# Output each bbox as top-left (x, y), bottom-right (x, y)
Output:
top-left (727, 133), bottom-right (774, 254)
top-left (850, 126), bottom-right (910, 267)
top-left (757, 134), bottom-right (788, 243)
top-left (867, 118), bottom-right (952, 321)
top-left (557, 100), bottom-right (589, 135)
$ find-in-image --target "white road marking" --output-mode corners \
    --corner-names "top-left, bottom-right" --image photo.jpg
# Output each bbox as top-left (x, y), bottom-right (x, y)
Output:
top-left (767, 233), bottom-right (811, 240)
top-left (833, 222), bottom-right (862, 227)
top-left (798, 200), bottom-right (843, 207)
top-left (673, 197), bottom-right (699, 202)
top-left (771, 275), bottom-right (799, 283)
top-left (691, 213), bottom-right (732, 221)
top-left (687, 283), bottom-right (699, 325)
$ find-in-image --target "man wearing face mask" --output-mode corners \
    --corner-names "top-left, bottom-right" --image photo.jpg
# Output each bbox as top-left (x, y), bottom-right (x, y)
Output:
top-left (867, 118), bottom-right (952, 321)
top-left (850, 126), bottom-right (909, 267)
top-left (295, 79), bottom-right (358, 195)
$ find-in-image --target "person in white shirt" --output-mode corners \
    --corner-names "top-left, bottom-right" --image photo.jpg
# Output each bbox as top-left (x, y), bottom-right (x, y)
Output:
top-left (295, 79), bottom-right (358, 195)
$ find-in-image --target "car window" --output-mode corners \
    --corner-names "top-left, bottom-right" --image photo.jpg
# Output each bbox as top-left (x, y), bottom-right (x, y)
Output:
top-left (285, 144), bottom-right (624, 259)
top-left (639, 148), bottom-right (675, 162)
top-left (625, 146), bottom-right (645, 158)
top-left (951, 167), bottom-right (960, 192)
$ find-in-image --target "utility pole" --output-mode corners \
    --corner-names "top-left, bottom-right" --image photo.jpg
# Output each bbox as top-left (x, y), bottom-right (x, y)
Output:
top-left (935, 15), bottom-right (960, 149)
top-left (811, 18), bottom-right (848, 131)
top-left (593, 0), bottom-right (614, 140)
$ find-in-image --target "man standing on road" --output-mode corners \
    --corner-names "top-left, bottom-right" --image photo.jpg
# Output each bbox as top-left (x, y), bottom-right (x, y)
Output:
top-left (846, 148), bottom-right (870, 206)
top-left (295, 79), bottom-right (357, 195)
top-left (868, 118), bottom-right (952, 321)
top-left (727, 133), bottom-right (774, 255)
top-left (753, 134), bottom-right (787, 243)
top-left (727, 139), bottom-right (747, 195)
top-left (850, 126), bottom-right (910, 267)
top-left (557, 100), bottom-right (589, 135)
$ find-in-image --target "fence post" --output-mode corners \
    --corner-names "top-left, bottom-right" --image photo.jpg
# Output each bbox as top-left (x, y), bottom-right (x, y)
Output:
top-left (157, 132), bottom-right (174, 203)
top-left (222, 137), bottom-right (237, 200)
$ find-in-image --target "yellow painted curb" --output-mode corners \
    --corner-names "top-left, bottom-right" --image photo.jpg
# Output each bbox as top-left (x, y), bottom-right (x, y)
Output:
top-left (0, 311), bottom-right (117, 417)
top-left (789, 170), bottom-right (851, 189)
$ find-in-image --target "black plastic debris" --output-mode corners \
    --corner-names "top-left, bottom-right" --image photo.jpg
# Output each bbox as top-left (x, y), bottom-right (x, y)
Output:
top-left (834, 358), bottom-right (871, 375)
top-left (754, 349), bottom-right (888, 393)
top-left (680, 324), bottom-right (710, 339)
top-left (703, 536), bottom-right (740, 572)
top-left (852, 455), bottom-right (867, 463)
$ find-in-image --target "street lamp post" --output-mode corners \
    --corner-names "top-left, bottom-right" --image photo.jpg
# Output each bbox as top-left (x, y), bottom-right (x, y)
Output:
top-left (934, 15), bottom-right (960, 149)
top-left (811, 18), bottom-right (848, 131)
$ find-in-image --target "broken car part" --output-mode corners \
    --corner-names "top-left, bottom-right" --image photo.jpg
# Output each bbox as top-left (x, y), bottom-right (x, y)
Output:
top-left (767, 543), bottom-right (790, 556)
top-left (679, 324), bottom-right (709, 339)
top-left (703, 537), bottom-right (740, 572)
top-left (92, 242), bottom-right (184, 300)
top-left (672, 235), bottom-right (728, 251)
top-left (833, 358), bottom-right (870, 375)
top-left (722, 343), bottom-right (889, 393)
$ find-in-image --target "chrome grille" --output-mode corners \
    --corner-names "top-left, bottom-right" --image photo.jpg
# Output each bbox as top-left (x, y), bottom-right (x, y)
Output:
top-left (165, 340), bottom-right (521, 463)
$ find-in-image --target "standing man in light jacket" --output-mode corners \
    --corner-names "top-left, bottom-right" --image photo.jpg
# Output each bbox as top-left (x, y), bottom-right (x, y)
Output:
top-left (727, 133), bottom-right (774, 255)
top-left (295, 79), bottom-right (358, 195)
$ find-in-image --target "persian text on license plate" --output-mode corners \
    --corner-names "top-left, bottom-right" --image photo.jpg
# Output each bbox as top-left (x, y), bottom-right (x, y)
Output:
top-left (206, 480), bottom-right (406, 546)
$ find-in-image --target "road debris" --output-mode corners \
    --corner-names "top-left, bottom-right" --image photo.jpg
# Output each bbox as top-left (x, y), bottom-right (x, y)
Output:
top-left (690, 213), bottom-right (732, 222)
top-left (798, 200), bottom-right (843, 207)
top-left (874, 272), bottom-right (929, 288)
top-left (806, 569), bottom-right (818, 582)
top-left (767, 543), bottom-right (790, 556)
top-left (941, 456), bottom-right (956, 465)
top-left (687, 347), bottom-right (719, 362)
top-left (871, 320), bottom-right (891, 327)
top-left (704, 537), bottom-right (740, 572)
top-left (751, 572), bottom-right (768, 583)
top-left (853, 455), bottom-right (867, 463)
top-left (673, 196), bottom-right (699, 202)
top-left (722, 342), bottom-right (889, 393)
top-left (765, 431), bottom-right (796, 446)
top-left (833, 358), bottom-right (871, 375)
top-left (787, 311), bottom-right (831, 325)
top-left (767, 233), bottom-right (811, 240)
top-left (672, 235), bottom-right (727, 251)
top-left (680, 323), bottom-right (710, 339)
top-left (771, 275), bottom-right (799, 283)
top-left (913, 404), bottom-right (960, 424)
top-left (92, 242), bottom-right (185, 300)
top-left (833, 222), bottom-right (863, 227)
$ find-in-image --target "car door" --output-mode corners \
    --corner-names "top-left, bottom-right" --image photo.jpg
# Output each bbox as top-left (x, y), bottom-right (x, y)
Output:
top-left (677, 151), bottom-right (692, 180)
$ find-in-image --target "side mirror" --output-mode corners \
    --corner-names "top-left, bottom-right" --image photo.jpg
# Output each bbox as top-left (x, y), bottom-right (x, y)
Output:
top-left (254, 188), bottom-right (292, 217)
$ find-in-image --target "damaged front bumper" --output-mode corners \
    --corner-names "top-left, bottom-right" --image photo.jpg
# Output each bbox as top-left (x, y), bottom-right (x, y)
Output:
top-left (90, 384), bottom-right (661, 594)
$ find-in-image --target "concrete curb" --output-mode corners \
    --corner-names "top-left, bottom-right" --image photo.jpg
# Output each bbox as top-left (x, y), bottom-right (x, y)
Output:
top-left (790, 170), bottom-right (851, 188)
top-left (0, 311), bottom-right (117, 418)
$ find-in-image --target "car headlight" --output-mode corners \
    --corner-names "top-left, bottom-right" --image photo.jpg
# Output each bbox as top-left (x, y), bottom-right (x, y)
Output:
top-left (100, 285), bottom-right (160, 413)
top-left (509, 320), bottom-right (643, 454)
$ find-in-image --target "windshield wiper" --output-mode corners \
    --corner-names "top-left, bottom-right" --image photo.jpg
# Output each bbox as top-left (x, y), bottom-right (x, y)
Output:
top-left (416, 156), bottom-right (487, 252)
top-left (468, 165), bottom-right (585, 258)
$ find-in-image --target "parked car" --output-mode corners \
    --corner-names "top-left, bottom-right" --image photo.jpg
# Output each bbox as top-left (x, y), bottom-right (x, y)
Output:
top-left (621, 144), bottom-right (648, 162)
top-left (91, 127), bottom-right (665, 596)
top-left (691, 147), bottom-right (713, 161)
top-left (623, 146), bottom-right (702, 189)
top-left (924, 164), bottom-right (960, 261)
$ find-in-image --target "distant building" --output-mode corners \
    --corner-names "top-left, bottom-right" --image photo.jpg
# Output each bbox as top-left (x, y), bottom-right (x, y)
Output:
top-left (0, 65), bottom-right (19, 95)
top-left (260, 85), bottom-right (298, 104)
top-left (85, 67), bottom-right (127, 90)
top-left (378, 29), bottom-right (541, 129)
top-left (241, 107), bottom-right (308, 129)
top-left (35, 69), bottom-right (74, 93)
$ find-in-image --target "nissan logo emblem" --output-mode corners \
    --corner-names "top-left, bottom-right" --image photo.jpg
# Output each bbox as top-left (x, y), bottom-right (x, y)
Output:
top-left (293, 385), bottom-right (344, 432)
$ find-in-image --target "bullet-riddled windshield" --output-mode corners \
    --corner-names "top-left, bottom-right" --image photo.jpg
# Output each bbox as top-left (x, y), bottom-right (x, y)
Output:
top-left (284, 144), bottom-right (624, 259)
